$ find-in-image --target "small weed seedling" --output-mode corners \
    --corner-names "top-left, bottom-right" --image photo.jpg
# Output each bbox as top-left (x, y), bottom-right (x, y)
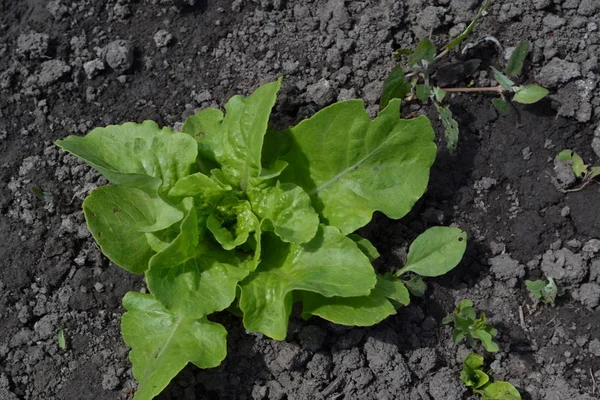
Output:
top-left (553, 149), bottom-right (600, 192)
top-left (57, 327), bottom-right (66, 350)
top-left (57, 79), bottom-right (468, 400)
top-left (443, 299), bottom-right (499, 352)
top-left (526, 277), bottom-right (559, 305)
top-left (461, 353), bottom-right (521, 399)
top-left (381, 0), bottom-right (548, 150)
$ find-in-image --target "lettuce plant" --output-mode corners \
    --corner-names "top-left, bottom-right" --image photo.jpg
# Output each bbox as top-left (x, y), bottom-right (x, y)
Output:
top-left (56, 78), bottom-right (467, 399)
top-left (443, 299), bottom-right (499, 352)
top-left (461, 353), bottom-right (521, 400)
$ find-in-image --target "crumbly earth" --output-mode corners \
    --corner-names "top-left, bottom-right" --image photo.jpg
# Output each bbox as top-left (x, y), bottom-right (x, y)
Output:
top-left (1, 0), bottom-right (600, 399)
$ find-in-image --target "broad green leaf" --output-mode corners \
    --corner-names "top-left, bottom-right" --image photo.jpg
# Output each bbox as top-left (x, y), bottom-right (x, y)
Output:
top-left (121, 293), bottom-right (226, 400)
top-left (301, 275), bottom-right (410, 326)
top-left (146, 255), bottom-right (249, 319)
top-left (168, 172), bottom-right (230, 210)
top-left (408, 39), bottom-right (436, 67)
top-left (56, 121), bottom-right (197, 194)
top-left (555, 149), bottom-right (588, 178)
top-left (443, 0), bottom-right (489, 51)
top-left (434, 102), bottom-right (460, 151)
top-left (512, 85), bottom-right (549, 104)
top-left (491, 67), bottom-right (514, 90)
top-left (182, 108), bottom-right (224, 137)
top-left (83, 186), bottom-right (184, 274)
top-left (416, 84), bottom-right (432, 101)
top-left (248, 182), bottom-right (319, 244)
top-left (492, 98), bottom-right (510, 115)
top-left (397, 227), bottom-right (467, 277)
top-left (280, 99), bottom-right (436, 235)
top-left (478, 381), bottom-right (521, 400)
top-left (199, 79), bottom-right (282, 191)
top-left (238, 226), bottom-right (376, 339)
top-left (590, 166), bottom-right (600, 179)
top-left (506, 41), bottom-right (530, 76)
top-left (348, 234), bottom-right (380, 262)
top-left (181, 108), bottom-right (223, 174)
top-left (207, 197), bottom-right (259, 250)
top-left (380, 67), bottom-right (411, 109)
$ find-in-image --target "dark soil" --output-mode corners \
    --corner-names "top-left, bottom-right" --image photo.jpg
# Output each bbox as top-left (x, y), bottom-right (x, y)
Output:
top-left (1, 0), bottom-right (600, 399)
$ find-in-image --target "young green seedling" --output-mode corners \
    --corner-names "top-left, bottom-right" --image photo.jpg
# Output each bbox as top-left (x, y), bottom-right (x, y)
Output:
top-left (461, 353), bottom-right (521, 399)
top-left (526, 277), bottom-right (559, 305)
top-left (553, 149), bottom-right (600, 192)
top-left (57, 79), bottom-right (468, 400)
top-left (443, 299), bottom-right (499, 352)
top-left (381, 0), bottom-right (548, 150)
top-left (57, 327), bottom-right (66, 350)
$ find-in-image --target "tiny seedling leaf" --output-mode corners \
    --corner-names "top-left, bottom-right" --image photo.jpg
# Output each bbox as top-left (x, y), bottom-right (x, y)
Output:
top-left (590, 166), bottom-right (600, 180)
top-left (408, 39), bottom-right (436, 67)
top-left (443, 0), bottom-right (489, 51)
top-left (555, 149), bottom-right (588, 178)
top-left (380, 67), bottom-right (412, 109)
top-left (478, 381), bottom-right (522, 399)
top-left (512, 85), bottom-right (549, 104)
top-left (403, 275), bottom-right (427, 297)
top-left (433, 87), bottom-right (446, 102)
top-left (58, 328), bottom-right (66, 350)
top-left (492, 98), bottom-right (510, 115)
top-left (490, 66), bottom-right (514, 90)
top-left (416, 84), bottom-right (432, 101)
top-left (393, 48), bottom-right (413, 59)
top-left (506, 41), bottom-right (530, 76)
top-left (526, 278), bottom-right (558, 304)
top-left (434, 103), bottom-right (460, 151)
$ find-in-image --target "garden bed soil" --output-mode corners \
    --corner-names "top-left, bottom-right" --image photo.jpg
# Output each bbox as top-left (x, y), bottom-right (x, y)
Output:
top-left (1, 0), bottom-right (600, 399)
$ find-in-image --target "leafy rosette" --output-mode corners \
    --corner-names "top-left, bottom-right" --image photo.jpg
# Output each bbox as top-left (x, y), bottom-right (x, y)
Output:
top-left (56, 78), bottom-right (467, 400)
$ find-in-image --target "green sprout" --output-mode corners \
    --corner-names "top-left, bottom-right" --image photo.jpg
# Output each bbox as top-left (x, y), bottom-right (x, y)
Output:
top-left (461, 353), bottom-right (521, 399)
top-left (525, 277), bottom-right (559, 305)
top-left (443, 299), bottom-right (499, 352)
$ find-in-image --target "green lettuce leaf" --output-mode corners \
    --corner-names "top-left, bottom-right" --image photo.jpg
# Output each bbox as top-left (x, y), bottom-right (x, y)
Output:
top-left (182, 108), bottom-right (224, 174)
top-left (397, 227), bottom-right (467, 277)
top-left (248, 182), bottom-right (319, 244)
top-left (148, 197), bottom-right (201, 270)
top-left (56, 121), bottom-right (197, 194)
top-left (146, 255), bottom-right (249, 319)
top-left (301, 274), bottom-right (410, 326)
top-left (280, 99), bottom-right (436, 234)
top-left (207, 197), bottom-right (259, 250)
top-left (121, 292), bottom-right (227, 400)
top-left (83, 186), bottom-right (183, 274)
top-left (198, 79), bottom-right (282, 191)
top-left (238, 225), bottom-right (376, 339)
